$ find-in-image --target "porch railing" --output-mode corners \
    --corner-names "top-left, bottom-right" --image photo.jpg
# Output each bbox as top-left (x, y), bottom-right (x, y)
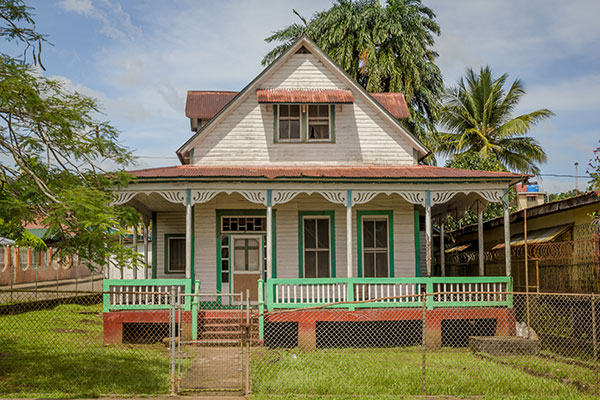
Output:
top-left (102, 279), bottom-right (193, 312)
top-left (264, 276), bottom-right (513, 310)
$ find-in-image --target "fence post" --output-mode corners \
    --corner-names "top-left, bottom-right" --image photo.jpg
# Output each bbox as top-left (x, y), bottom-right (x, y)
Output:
top-left (592, 293), bottom-right (598, 394)
top-left (421, 292), bottom-right (427, 396)
top-left (191, 280), bottom-right (200, 341)
top-left (245, 289), bottom-right (251, 396)
top-left (347, 279), bottom-right (355, 311)
top-left (169, 286), bottom-right (177, 395)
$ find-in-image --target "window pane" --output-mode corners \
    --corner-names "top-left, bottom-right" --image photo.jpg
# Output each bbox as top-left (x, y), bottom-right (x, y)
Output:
top-left (309, 124), bottom-right (329, 139)
top-left (234, 249), bottom-right (245, 269)
top-left (169, 238), bottom-right (185, 272)
top-left (280, 104), bottom-right (289, 117)
top-left (376, 252), bottom-right (388, 277)
top-left (290, 105), bottom-right (300, 116)
top-left (290, 120), bottom-right (300, 139)
top-left (364, 253), bottom-right (375, 277)
top-left (309, 104), bottom-right (318, 115)
top-left (317, 219), bottom-right (329, 249)
top-left (279, 120), bottom-right (289, 139)
top-left (319, 105), bottom-right (329, 116)
top-left (317, 251), bottom-right (330, 277)
top-left (222, 272), bottom-right (229, 284)
top-left (304, 219), bottom-right (316, 248)
top-left (221, 247), bottom-right (229, 259)
top-left (305, 251), bottom-right (316, 278)
top-left (375, 220), bottom-right (387, 248)
top-left (364, 220), bottom-right (374, 248)
top-left (247, 246), bottom-right (259, 271)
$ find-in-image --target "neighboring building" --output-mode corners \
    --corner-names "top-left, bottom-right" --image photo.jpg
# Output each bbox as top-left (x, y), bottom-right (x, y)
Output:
top-left (515, 182), bottom-right (546, 210)
top-left (104, 36), bottom-right (525, 347)
top-left (445, 192), bottom-right (600, 293)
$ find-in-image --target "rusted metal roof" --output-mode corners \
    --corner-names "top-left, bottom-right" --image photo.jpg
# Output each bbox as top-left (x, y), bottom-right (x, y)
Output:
top-left (256, 89), bottom-right (354, 103)
top-left (492, 224), bottom-right (573, 249)
top-left (185, 90), bottom-right (410, 120)
top-left (129, 165), bottom-right (525, 181)
top-left (369, 93), bottom-right (410, 119)
top-left (185, 91), bottom-right (238, 119)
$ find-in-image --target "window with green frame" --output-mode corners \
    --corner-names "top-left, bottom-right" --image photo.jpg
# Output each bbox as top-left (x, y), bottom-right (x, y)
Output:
top-left (298, 211), bottom-right (336, 278)
top-left (357, 210), bottom-right (394, 277)
top-left (164, 233), bottom-right (185, 274)
top-left (273, 104), bottom-right (335, 143)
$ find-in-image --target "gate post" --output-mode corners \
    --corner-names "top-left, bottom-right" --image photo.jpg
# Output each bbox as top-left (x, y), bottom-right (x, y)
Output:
top-left (192, 280), bottom-right (200, 341)
top-left (169, 286), bottom-right (177, 395)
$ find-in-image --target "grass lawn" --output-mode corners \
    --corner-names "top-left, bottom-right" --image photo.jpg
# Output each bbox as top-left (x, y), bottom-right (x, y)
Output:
top-left (251, 347), bottom-right (600, 400)
top-left (0, 302), bottom-right (172, 398)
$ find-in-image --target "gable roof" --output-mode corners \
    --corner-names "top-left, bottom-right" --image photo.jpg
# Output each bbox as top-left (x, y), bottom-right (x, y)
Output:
top-left (256, 88), bottom-right (354, 103)
top-left (176, 35), bottom-right (429, 163)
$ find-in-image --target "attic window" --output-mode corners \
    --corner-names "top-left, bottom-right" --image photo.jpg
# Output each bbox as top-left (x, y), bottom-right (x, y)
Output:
top-left (307, 105), bottom-right (329, 140)
top-left (296, 46), bottom-right (309, 54)
top-left (278, 104), bottom-right (301, 140)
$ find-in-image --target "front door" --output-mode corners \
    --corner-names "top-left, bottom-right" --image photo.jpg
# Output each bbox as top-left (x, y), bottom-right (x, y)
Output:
top-left (231, 235), bottom-right (262, 303)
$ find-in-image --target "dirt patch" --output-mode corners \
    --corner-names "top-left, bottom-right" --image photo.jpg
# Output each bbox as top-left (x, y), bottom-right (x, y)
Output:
top-left (81, 319), bottom-right (103, 325)
top-left (51, 328), bottom-right (87, 334)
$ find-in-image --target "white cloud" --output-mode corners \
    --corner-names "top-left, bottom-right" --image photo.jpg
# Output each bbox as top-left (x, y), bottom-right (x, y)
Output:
top-left (518, 74), bottom-right (600, 113)
top-left (59, 0), bottom-right (141, 40)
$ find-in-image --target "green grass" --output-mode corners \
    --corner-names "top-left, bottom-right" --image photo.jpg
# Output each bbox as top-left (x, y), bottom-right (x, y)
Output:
top-left (0, 303), bottom-right (172, 398)
top-left (251, 347), bottom-right (600, 400)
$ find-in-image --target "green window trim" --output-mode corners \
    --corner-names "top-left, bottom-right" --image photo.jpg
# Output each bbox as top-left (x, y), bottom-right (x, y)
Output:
top-left (272, 103), bottom-right (336, 144)
top-left (216, 209), bottom-right (277, 293)
top-left (356, 210), bottom-right (394, 278)
top-left (163, 233), bottom-right (186, 275)
top-left (414, 207), bottom-right (420, 277)
top-left (298, 210), bottom-right (336, 278)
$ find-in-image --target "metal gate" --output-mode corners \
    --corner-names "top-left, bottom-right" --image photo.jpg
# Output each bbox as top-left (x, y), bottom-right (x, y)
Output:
top-left (171, 291), bottom-right (251, 394)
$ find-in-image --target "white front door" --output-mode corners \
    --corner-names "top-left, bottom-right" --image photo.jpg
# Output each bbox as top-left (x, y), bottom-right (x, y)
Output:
top-left (231, 235), bottom-right (263, 303)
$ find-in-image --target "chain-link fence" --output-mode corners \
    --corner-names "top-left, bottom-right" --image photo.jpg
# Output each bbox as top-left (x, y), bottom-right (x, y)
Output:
top-left (0, 288), bottom-right (598, 398)
top-left (250, 292), bottom-right (600, 398)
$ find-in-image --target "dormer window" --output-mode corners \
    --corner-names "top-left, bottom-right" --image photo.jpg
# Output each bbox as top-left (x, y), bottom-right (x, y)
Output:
top-left (308, 105), bottom-right (329, 140)
top-left (278, 104), bottom-right (301, 141)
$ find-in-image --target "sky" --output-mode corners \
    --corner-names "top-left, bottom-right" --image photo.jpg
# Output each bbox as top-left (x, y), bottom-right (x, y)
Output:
top-left (14, 0), bottom-right (600, 193)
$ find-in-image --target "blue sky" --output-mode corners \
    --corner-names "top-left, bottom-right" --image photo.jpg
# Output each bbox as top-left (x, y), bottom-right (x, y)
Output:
top-left (19, 0), bottom-right (600, 193)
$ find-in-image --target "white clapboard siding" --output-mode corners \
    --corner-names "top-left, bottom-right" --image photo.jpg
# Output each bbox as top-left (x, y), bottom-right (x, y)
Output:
top-left (190, 53), bottom-right (415, 166)
top-left (155, 211), bottom-right (186, 279)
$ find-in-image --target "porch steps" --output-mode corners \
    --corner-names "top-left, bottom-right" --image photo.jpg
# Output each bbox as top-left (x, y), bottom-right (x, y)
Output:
top-left (194, 309), bottom-right (259, 346)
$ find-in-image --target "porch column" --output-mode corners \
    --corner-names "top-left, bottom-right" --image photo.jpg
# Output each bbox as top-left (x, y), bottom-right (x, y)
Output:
top-left (143, 223), bottom-right (149, 279)
top-left (477, 201), bottom-right (484, 276)
top-left (266, 189), bottom-right (273, 281)
top-left (132, 224), bottom-right (138, 279)
top-left (440, 222), bottom-right (445, 277)
top-left (425, 191), bottom-right (432, 277)
top-left (185, 189), bottom-right (192, 280)
top-left (503, 189), bottom-right (511, 276)
top-left (346, 190), bottom-right (353, 278)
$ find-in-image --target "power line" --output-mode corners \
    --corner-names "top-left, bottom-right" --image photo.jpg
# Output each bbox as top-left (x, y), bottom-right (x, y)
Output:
top-left (538, 173), bottom-right (592, 178)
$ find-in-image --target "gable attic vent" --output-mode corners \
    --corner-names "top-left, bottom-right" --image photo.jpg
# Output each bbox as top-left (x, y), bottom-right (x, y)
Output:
top-left (296, 46), bottom-right (309, 54)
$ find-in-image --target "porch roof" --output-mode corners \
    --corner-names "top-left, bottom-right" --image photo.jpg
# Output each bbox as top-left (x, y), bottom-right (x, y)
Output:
top-left (127, 165), bottom-right (525, 183)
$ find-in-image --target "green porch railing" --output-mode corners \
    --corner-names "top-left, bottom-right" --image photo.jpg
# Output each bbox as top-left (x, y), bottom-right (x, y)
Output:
top-left (102, 278), bottom-right (193, 313)
top-left (265, 276), bottom-right (513, 311)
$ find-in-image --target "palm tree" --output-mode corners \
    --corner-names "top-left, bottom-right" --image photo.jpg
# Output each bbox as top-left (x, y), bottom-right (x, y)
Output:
top-left (262, 0), bottom-right (444, 152)
top-left (440, 66), bottom-right (553, 175)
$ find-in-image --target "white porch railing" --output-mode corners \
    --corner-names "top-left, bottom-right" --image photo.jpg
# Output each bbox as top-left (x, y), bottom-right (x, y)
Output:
top-left (102, 279), bottom-right (192, 312)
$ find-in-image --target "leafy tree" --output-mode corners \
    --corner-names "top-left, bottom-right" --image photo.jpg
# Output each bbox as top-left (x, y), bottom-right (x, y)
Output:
top-left (443, 153), bottom-right (512, 230)
top-left (547, 190), bottom-right (580, 202)
top-left (0, 0), bottom-right (141, 269)
top-left (588, 142), bottom-right (600, 193)
top-left (262, 0), bottom-right (444, 154)
top-left (439, 66), bottom-right (553, 175)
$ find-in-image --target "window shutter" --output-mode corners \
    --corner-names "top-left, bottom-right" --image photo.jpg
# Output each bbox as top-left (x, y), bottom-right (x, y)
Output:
top-left (301, 105), bottom-right (307, 141)
top-left (273, 105), bottom-right (278, 143)
top-left (330, 104), bottom-right (335, 141)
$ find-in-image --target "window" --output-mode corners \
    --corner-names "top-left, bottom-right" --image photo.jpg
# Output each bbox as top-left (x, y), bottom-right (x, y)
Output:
top-left (222, 217), bottom-right (266, 232)
top-left (166, 235), bottom-right (185, 273)
top-left (358, 211), bottom-right (394, 277)
top-left (308, 104), bottom-right (329, 140)
top-left (233, 238), bottom-right (261, 271)
top-left (303, 217), bottom-right (331, 278)
top-left (362, 218), bottom-right (389, 277)
top-left (278, 104), bottom-right (301, 140)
